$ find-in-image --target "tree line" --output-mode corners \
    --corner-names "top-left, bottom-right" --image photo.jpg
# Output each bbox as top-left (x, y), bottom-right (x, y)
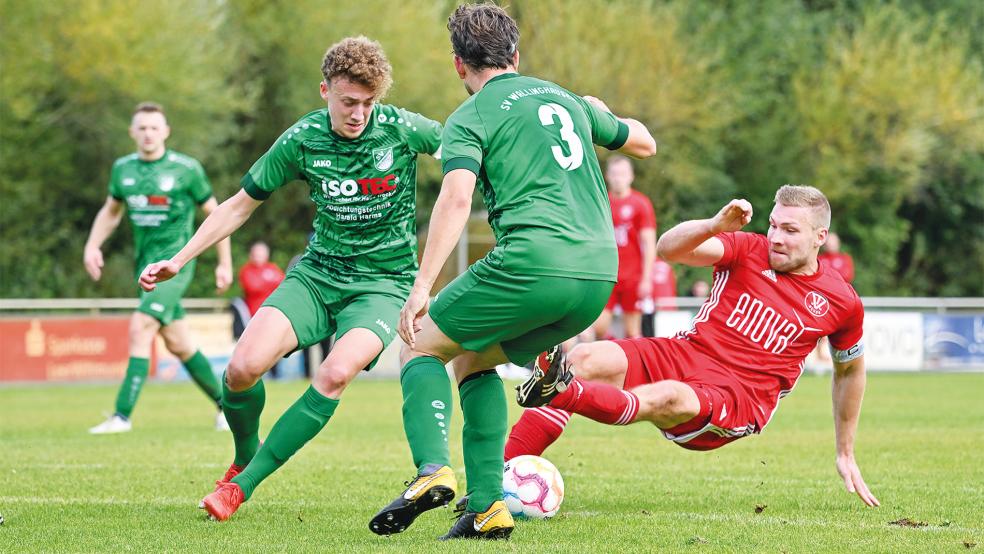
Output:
top-left (1, 0), bottom-right (981, 298)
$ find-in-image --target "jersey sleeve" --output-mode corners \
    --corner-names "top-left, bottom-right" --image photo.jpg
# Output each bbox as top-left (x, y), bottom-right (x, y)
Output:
top-left (829, 289), bottom-right (865, 351)
top-left (107, 162), bottom-right (124, 201)
top-left (188, 159), bottom-right (214, 204)
top-left (240, 130), bottom-right (302, 201)
top-left (714, 231), bottom-right (762, 270)
top-left (574, 95), bottom-right (630, 150)
top-left (441, 105), bottom-right (485, 176)
top-left (393, 107), bottom-right (443, 156)
top-left (637, 195), bottom-right (656, 230)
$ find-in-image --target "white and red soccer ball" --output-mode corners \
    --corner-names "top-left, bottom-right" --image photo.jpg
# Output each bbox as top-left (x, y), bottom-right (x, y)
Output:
top-left (502, 455), bottom-right (565, 519)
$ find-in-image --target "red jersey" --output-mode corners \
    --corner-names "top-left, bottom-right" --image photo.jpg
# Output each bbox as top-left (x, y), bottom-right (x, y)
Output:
top-left (610, 190), bottom-right (656, 280)
top-left (818, 252), bottom-right (855, 282)
top-left (676, 232), bottom-right (864, 423)
top-left (239, 262), bottom-right (285, 315)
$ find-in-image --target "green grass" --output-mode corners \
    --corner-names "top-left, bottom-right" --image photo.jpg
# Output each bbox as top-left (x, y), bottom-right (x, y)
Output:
top-left (1, 373), bottom-right (982, 552)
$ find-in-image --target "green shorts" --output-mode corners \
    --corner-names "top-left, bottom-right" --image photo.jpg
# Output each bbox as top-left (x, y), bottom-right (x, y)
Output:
top-left (262, 257), bottom-right (411, 370)
top-left (429, 259), bottom-right (614, 365)
top-left (137, 262), bottom-right (194, 325)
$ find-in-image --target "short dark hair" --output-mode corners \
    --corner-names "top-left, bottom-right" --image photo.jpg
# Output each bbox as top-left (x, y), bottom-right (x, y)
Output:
top-left (133, 101), bottom-right (165, 119)
top-left (448, 3), bottom-right (520, 71)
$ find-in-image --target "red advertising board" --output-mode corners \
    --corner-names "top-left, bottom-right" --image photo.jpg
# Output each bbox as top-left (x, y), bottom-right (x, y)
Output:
top-left (0, 317), bottom-right (134, 382)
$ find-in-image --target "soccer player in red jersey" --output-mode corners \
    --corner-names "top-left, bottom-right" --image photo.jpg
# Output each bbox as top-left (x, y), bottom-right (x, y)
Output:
top-left (513, 185), bottom-right (880, 507)
top-left (238, 241), bottom-right (284, 317)
top-left (592, 155), bottom-right (657, 339)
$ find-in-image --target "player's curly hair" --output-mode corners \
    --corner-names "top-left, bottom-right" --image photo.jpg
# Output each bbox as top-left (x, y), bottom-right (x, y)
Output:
top-left (448, 3), bottom-right (520, 71)
top-left (321, 36), bottom-right (393, 98)
top-left (775, 185), bottom-right (831, 229)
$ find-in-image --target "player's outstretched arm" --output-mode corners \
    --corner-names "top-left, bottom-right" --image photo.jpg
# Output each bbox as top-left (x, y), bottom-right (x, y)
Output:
top-left (656, 199), bottom-right (753, 267)
top-left (832, 354), bottom-right (880, 507)
top-left (398, 169), bottom-right (475, 347)
top-left (200, 197), bottom-right (234, 293)
top-left (583, 96), bottom-right (657, 159)
top-left (140, 190), bottom-right (261, 291)
top-left (83, 197), bottom-right (125, 281)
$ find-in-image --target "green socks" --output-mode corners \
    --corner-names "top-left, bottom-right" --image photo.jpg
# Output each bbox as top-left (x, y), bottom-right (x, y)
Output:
top-left (222, 376), bottom-right (266, 467)
top-left (232, 385), bottom-right (338, 500)
top-left (182, 351), bottom-right (222, 407)
top-left (460, 369), bottom-right (507, 512)
top-left (114, 357), bottom-right (150, 418)
top-left (400, 356), bottom-right (453, 471)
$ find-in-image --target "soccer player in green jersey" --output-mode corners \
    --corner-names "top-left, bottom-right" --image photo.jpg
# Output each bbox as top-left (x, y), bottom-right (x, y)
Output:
top-left (369, 4), bottom-right (658, 541)
top-left (139, 37), bottom-right (443, 521)
top-left (84, 102), bottom-right (233, 435)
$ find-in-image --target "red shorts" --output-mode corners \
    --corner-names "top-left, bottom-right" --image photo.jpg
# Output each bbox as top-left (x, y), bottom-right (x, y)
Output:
top-left (606, 277), bottom-right (641, 312)
top-left (615, 337), bottom-right (774, 451)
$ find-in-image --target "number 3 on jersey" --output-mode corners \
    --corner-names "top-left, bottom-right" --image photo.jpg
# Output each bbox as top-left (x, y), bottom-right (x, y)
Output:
top-left (538, 103), bottom-right (584, 171)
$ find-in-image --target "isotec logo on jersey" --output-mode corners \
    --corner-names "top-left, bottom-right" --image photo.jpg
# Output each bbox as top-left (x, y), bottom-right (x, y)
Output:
top-left (321, 174), bottom-right (398, 198)
top-left (126, 195), bottom-right (171, 209)
top-left (804, 291), bottom-right (830, 317)
top-left (725, 292), bottom-right (821, 354)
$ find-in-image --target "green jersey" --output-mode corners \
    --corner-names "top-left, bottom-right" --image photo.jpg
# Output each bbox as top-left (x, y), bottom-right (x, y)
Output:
top-left (241, 105), bottom-right (442, 279)
top-left (108, 150), bottom-right (213, 272)
top-left (442, 73), bottom-right (629, 281)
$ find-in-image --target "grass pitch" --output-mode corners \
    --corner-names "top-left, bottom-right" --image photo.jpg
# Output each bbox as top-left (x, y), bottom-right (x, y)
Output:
top-left (1, 372), bottom-right (982, 552)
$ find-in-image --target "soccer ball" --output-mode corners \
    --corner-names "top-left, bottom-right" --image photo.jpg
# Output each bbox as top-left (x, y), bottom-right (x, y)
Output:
top-left (502, 455), bottom-right (565, 519)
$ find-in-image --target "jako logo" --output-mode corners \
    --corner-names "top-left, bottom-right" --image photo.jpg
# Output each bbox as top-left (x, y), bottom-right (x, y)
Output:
top-left (804, 291), bottom-right (830, 317)
top-left (321, 174), bottom-right (398, 198)
top-left (375, 319), bottom-right (391, 334)
top-left (312, 159), bottom-right (332, 168)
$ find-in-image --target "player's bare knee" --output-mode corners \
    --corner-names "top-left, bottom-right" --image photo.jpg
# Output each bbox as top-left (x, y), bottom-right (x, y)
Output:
top-left (312, 361), bottom-right (357, 398)
top-left (226, 350), bottom-right (266, 390)
top-left (568, 343), bottom-right (620, 383)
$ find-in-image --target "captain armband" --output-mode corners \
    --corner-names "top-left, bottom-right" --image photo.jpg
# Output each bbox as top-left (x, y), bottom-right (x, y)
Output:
top-left (830, 339), bottom-right (865, 364)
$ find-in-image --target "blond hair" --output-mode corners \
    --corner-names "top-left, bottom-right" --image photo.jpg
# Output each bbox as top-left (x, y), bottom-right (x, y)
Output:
top-left (321, 36), bottom-right (393, 98)
top-left (774, 184), bottom-right (831, 229)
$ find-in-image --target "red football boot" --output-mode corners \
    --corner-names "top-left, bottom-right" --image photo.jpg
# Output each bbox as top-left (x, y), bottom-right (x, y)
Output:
top-left (202, 481), bottom-right (245, 521)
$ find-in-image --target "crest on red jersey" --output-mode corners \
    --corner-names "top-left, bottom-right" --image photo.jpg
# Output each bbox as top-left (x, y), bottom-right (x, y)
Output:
top-left (804, 291), bottom-right (830, 317)
top-left (620, 205), bottom-right (633, 219)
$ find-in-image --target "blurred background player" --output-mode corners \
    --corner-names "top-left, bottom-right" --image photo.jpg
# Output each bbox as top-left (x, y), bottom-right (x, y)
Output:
top-left (370, 3), bottom-right (657, 541)
top-left (83, 102), bottom-right (232, 435)
top-left (512, 185), bottom-right (880, 508)
top-left (591, 155), bottom-right (657, 340)
top-left (231, 241), bottom-right (284, 376)
top-left (140, 37), bottom-right (443, 522)
top-left (818, 232), bottom-right (855, 283)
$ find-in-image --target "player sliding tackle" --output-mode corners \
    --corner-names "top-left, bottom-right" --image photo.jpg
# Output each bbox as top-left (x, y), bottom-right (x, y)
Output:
top-left (140, 37), bottom-right (443, 521)
top-left (368, 3), bottom-right (657, 541)
top-left (514, 185), bottom-right (880, 508)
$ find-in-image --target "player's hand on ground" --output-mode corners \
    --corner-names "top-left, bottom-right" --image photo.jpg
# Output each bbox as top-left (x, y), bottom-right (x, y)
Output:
top-left (836, 454), bottom-right (880, 507)
top-left (83, 246), bottom-right (104, 281)
top-left (139, 260), bottom-right (181, 291)
top-left (583, 95), bottom-right (612, 113)
top-left (399, 286), bottom-right (431, 348)
top-left (711, 199), bottom-right (753, 233)
top-left (214, 263), bottom-right (233, 294)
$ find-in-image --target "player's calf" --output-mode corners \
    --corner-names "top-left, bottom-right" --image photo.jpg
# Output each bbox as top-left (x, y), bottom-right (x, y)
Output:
top-left (566, 341), bottom-right (630, 386)
top-left (632, 381), bottom-right (701, 428)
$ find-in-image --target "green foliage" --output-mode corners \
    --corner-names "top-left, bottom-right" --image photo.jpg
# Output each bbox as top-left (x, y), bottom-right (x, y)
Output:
top-left (0, 0), bottom-right (980, 297)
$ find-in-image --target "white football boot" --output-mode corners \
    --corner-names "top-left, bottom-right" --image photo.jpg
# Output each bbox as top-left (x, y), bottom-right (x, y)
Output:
top-left (89, 414), bottom-right (132, 434)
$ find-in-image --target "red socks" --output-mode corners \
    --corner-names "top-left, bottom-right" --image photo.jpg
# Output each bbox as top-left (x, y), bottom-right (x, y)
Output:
top-left (503, 379), bottom-right (641, 460)
top-left (504, 407), bottom-right (570, 460)
top-left (550, 378), bottom-right (640, 425)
